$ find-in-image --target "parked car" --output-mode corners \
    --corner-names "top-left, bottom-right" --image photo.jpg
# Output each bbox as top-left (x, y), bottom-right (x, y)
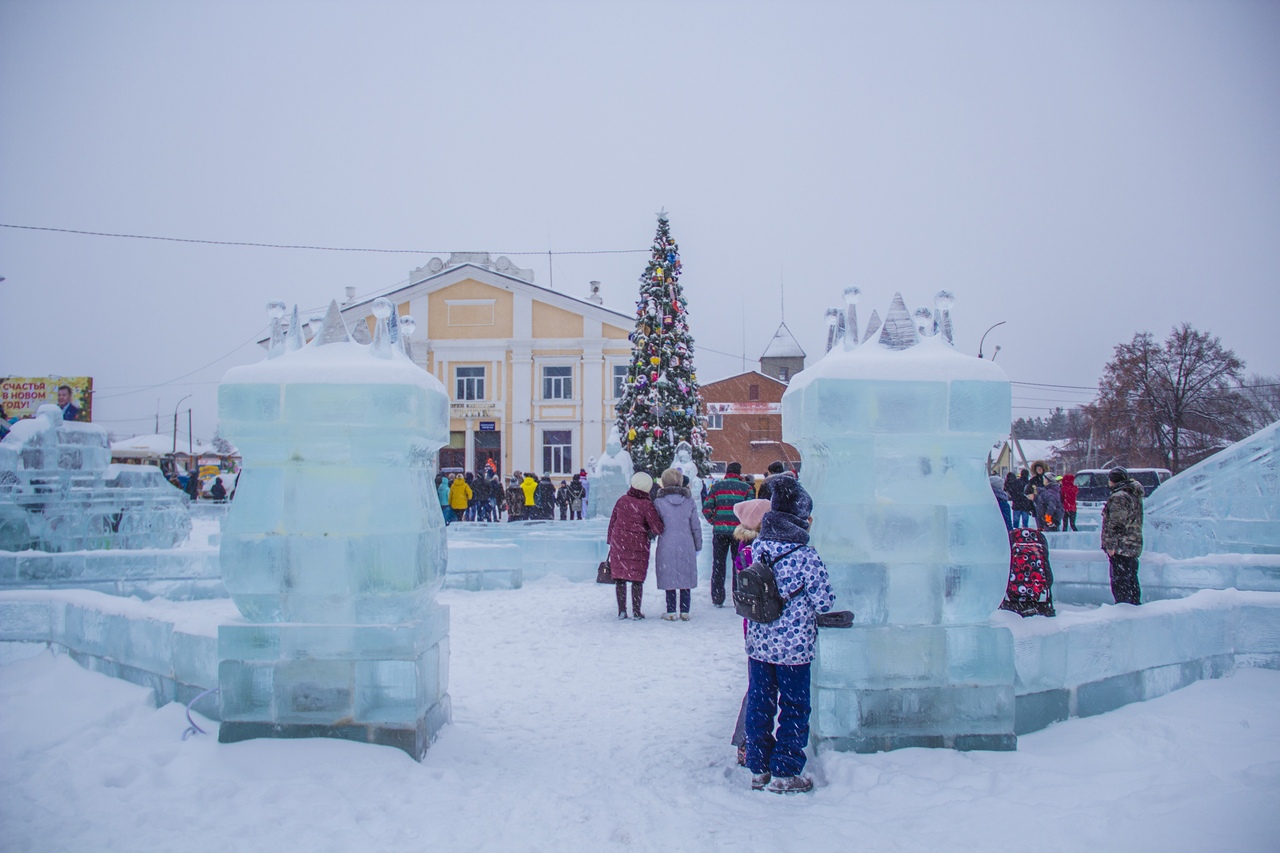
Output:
top-left (1074, 467), bottom-right (1172, 508)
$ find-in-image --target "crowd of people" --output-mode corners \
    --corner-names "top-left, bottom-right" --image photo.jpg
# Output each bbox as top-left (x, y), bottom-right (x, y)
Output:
top-left (993, 461), bottom-right (1079, 533)
top-left (435, 469), bottom-right (589, 524)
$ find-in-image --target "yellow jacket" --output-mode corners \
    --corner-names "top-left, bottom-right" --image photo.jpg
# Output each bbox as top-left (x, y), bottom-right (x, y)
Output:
top-left (449, 477), bottom-right (473, 510)
top-left (521, 476), bottom-right (538, 506)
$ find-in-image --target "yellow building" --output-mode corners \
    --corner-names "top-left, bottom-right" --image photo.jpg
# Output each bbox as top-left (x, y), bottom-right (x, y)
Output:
top-left (339, 253), bottom-right (636, 478)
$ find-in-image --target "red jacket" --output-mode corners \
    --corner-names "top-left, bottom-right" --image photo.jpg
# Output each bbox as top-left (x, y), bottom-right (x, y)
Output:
top-left (1060, 474), bottom-right (1078, 512)
top-left (607, 488), bottom-right (664, 581)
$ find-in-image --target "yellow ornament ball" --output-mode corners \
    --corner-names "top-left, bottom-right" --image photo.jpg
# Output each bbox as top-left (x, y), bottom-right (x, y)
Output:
top-left (649, 356), bottom-right (660, 365)
top-left (627, 428), bottom-right (637, 441)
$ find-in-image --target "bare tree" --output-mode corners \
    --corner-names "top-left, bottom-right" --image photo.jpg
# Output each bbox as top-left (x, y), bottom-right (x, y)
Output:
top-left (1086, 324), bottom-right (1247, 472)
top-left (1240, 374), bottom-right (1280, 432)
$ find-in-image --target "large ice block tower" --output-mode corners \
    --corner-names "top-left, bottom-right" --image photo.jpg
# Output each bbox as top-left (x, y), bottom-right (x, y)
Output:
top-left (786, 290), bottom-right (1017, 752)
top-left (216, 299), bottom-right (451, 759)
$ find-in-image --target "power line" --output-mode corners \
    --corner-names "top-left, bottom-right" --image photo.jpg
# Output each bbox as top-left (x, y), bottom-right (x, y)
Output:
top-left (91, 328), bottom-right (267, 400)
top-left (0, 223), bottom-right (648, 256)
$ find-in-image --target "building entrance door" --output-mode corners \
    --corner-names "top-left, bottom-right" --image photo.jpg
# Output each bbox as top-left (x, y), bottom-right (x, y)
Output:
top-left (474, 429), bottom-right (501, 478)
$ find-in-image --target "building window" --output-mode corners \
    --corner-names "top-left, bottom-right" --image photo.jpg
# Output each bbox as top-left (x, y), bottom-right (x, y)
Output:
top-left (707, 412), bottom-right (723, 430)
top-left (542, 430), bottom-right (572, 475)
top-left (778, 367), bottom-right (790, 381)
top-left (749, 384), bottom-right (760, 401)
top-left (612, 364), bottom-right (628, 399)
top-left (543, 365), bottom-right (573, 400)
top-left (456, 366), bottom-right (485, 401)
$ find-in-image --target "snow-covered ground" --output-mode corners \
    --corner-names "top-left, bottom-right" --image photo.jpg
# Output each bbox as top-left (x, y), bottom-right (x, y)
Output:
top-left (3, 577), bottom-right (1279, 853)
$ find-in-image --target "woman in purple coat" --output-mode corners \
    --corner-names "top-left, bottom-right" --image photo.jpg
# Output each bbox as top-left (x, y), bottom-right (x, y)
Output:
top-left (653, 468), bottom-right (702, 620)
top-left (607, 471), bottom-right (664, 619)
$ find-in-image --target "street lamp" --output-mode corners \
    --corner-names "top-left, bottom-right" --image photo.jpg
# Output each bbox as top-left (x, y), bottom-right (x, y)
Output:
top-left (173, 394), bottom-right (192, 455)
top-left (979, 321), bottom-right (1006, 359)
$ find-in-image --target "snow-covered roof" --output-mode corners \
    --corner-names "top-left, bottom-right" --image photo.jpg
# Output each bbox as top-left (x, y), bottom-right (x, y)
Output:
top-left (1012, 439), bottom-right (1071, 465)
top-left (760, 322), bottom-right (806, 360)
top-left (110, 434), bottom-right (234, 458)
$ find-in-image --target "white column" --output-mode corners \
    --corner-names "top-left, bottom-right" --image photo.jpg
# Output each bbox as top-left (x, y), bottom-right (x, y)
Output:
top-left (464, 417), bottom-right (475, 472)
top-left (511, 345), bottom-right (533, 473)
top-left (581, 344), bottom-right (604, 470)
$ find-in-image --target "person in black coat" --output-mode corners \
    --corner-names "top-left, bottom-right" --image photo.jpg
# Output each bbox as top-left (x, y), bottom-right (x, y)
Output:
top-left (209, 477), bottom-right (228, 502)
top-left (534, 475), bottom-right (557, 520)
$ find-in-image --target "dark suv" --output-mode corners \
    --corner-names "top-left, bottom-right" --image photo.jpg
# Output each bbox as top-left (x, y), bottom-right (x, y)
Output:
top-left (1074, 468), bottom-right (1172, 509)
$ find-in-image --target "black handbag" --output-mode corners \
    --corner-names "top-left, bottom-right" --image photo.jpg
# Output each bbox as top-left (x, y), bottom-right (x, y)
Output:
top-left (596, 558), bottom-right (613, 584)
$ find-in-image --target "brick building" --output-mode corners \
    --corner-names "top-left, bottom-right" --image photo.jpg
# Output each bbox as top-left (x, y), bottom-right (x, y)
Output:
top-left (700, 371), bottom-right (800, 477)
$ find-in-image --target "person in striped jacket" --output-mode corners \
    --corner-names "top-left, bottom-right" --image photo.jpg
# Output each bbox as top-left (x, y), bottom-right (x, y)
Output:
top-left (702, 462), bottom-right (754, 606)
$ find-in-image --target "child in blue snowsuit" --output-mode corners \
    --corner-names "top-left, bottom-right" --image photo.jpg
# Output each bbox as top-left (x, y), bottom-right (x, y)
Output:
top-left (743, 476), bottom-right (834, 794)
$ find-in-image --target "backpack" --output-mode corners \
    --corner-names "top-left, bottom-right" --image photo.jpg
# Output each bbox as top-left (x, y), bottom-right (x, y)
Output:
top-left (733, 544), bottom-right (805, 624)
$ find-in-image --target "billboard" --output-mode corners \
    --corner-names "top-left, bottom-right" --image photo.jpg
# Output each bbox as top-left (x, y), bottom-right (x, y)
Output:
top-left (1, 376), bottom-right (94, 422)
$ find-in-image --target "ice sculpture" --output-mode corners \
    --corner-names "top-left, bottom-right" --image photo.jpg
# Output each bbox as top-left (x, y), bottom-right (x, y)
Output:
top-left (0, 405), bottom-right (191, 552)
top-left (585, 426), bottom-right (633, 520)
top-left (216, 299), bottom-right (451, 759)
top-left (784, 291), bottom-right (1016, 752)
top-left (671, 440), bottom-right (703, 498)
top-left (1144, 419), bottom-right (1280, 559)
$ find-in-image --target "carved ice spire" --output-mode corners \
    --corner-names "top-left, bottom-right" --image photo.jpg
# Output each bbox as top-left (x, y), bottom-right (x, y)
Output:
top-left (864, 309), bottom-right (882, 342)
top-left (824, 308), bottom-right (841, 353)
top-left (311, 299), bottom-right (351, 347)
top-left (267, 301), bottom-right (287, 358)
top-left (285, 305), bottom-right (305, 351)
top-left (398, 315), bottom-right (417, 359)
top-left (933, 290), bottom-right (955, 345)
top-left (842, 287), bottom-right (861, 349)
top-left (915, 307), bottom-right (934, 337)
top-left (371, 298), bottom-right (395, 358)
top-left (877, 293), bottom-right (919, 350)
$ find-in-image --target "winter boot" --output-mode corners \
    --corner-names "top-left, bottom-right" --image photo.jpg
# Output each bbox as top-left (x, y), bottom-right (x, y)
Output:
top-left (750, 772), bottom-right (771, 791)
top-left (766, 775), bottom-right (813, 794)
top-left (662, 612), bottom-right (678, 621)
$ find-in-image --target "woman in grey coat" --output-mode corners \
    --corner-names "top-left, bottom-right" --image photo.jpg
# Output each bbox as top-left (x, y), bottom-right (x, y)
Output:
top-left (653, 467), bottom-right (703, 620)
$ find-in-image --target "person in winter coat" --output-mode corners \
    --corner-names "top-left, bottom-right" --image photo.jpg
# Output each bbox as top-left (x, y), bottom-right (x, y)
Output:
top-left (505, 473), bottom-right (525, 522)
top-left (702, 462), bottom-right (754, 607)
top-left (652, 468), bottom-right (703, 620)
top-left (607, 471), bottom-right (664, 619)
top-left (462, 472), bottom-right (478, 521)
top-left (1024, 461), bottom-right (1053, 528)
top-left (729, 497), bottom-right (772, 765)
top-left (1009, 469), bottom-right (1034, 528)
top-left (556, 480), bottom-right (571, 521)
top-left (1060, 473), bottom-right (1079, 532)
top-left (990, 475), bottom-right (1013, 531)
top-left (521, 473), bottom-right (539, 516)
top-left (743, 476), bottom-right (834, 795)
top-left (567, 474), bottom-right (586, 520)
top-left (449, 473), bottom-right (473, 520)
top-left (210, 477), bottom-right (228, 502)
top-left (437, 475), bottom-right (454, 525)
top-left (1102, 467), bottom-right (1145, 605)
top-left (534, 475), bottom-right (557, 520)
top-left (1033, 475), bottom-right (1064, 531)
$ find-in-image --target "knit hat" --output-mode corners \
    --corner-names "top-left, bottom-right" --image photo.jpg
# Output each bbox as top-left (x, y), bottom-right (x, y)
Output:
top-left (1109, 467), bottom-right (1128, 484)
top-left (768, 474), bottom-right (813, 519)
top-left (732, 498), bottom-right (771, 530)
top-left (631, 471), bottom-right (653, 492)
top-left (989, 475), bottom-right (1004, 490)
top-left (725, 462), bottom-right (742, 475)
top-left (660, 468), bottom-right (683, 489)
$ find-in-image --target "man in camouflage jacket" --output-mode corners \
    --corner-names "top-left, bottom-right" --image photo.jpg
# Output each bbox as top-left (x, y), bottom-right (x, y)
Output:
top-left (1101, 467), bottom-right (1145, 604)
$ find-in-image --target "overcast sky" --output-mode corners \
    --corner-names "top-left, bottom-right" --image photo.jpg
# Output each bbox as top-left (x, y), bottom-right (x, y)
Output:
top-left (2, 0), bottom-right (1277, 442)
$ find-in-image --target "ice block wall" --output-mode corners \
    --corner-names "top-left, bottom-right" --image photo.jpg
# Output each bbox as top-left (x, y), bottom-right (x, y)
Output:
top-left (1144, 420), bottom-right (1280, 559)
top-left (216, 300), bottom-right (452, 759)
top-left (0, 405), bottom-right (191, 553)
top-left (787, 291), bottom-right (1017, 752)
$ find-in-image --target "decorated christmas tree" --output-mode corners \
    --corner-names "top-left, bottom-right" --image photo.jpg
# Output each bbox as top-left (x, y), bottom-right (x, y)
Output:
top-left (615, 211), bottom-right (711, 476)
